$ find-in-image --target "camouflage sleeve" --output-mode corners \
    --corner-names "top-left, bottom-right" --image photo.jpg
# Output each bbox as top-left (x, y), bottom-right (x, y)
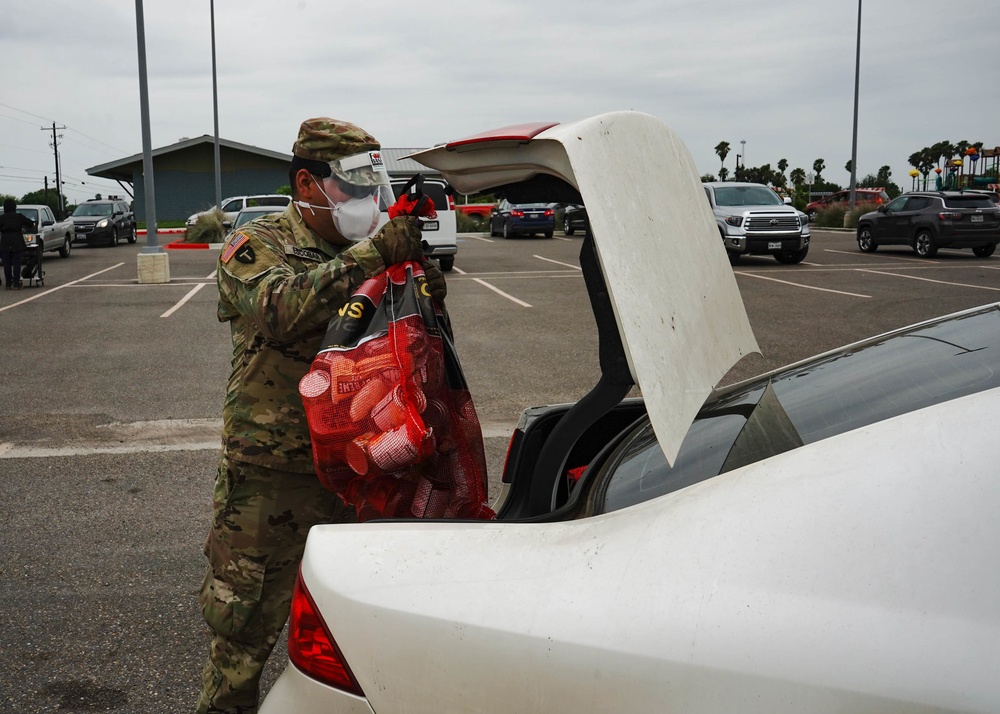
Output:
top-left (218, 227), bottom-right (385, 342)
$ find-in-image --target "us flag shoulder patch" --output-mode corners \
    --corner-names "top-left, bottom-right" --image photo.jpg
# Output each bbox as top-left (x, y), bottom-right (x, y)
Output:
top-left (221, 232), bottom-right (250, 264)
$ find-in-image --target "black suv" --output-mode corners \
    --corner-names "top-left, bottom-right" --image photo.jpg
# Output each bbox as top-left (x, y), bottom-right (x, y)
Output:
top-left (69, 199), bottom-right (137, 247)
top-left (856, 191), bottom-right (1000, 258)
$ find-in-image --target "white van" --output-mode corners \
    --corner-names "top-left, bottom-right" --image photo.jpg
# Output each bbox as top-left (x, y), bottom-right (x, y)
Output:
top-left (377, 176), bottom-right (457, 271)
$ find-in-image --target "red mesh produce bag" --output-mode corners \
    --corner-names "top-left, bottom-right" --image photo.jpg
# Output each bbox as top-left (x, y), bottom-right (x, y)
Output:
top-left (300, 261), bottom-right (494, 522)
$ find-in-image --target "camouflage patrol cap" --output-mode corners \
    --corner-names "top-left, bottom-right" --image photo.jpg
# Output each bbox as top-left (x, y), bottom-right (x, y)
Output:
top-left (292, 118), bottom-right (387, 187)
top-left (293, 118), bottom-right (380, 163)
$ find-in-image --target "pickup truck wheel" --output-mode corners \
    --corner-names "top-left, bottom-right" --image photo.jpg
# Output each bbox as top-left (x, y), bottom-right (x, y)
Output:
top-left (973, 243), bottom-right (996, 258)
top-left (564, 217), bottom-right (575, 236)
top-left (913, 229), bottom-right (937, 258)
top-left (774, 246), bottom-right (809, 264)
top-left (59, 237), bottom-right (72, 258)
top-left (857, 226), bottom-right (877, 253)
top-left (727, 250), bottom-right (740, 265)
top-left (127, 226), bottom-right (137, 244)
top-left (438, 256), bottom-right (454, 272)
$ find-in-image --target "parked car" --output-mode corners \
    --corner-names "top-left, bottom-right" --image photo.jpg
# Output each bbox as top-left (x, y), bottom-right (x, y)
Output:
top-left (856, 190), bottom-right (1000, 258)
top-left (259, 112), bottom-right (1000, 714)
top-left (488, 200), bottom-right (555, 238)
top-left (230, 204), bottom-right (284, 231)
top-left (16, 204), bottom-right (74, 258)
top-left (185, 194), bottom-right (291, 229)
top-left (805, 187), bottom-right (889, 221)
top-left (703, 181), bottom-right (810, 264)
top-left (68, 199), bottom-right (136, 247)
top-left (562, 203), bottom-right (589, 235)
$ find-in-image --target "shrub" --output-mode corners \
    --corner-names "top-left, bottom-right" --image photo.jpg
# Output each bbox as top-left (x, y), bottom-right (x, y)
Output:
top-left (844, 202), bottom-right (880, 229)
top-left (457, 210), bottom-right (488, 233)
top-left (814, 204), bottom-right (848, 228)
top-left (184, 208), bottom-right (226, 244)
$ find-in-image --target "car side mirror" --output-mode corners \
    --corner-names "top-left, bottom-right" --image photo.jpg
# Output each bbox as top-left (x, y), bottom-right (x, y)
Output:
top-left (222, 220), bottom-right (233, 230)
top-left (878, 205), bottom-right (887, 214)
top-left (783, 197), bottom-right (792, 205)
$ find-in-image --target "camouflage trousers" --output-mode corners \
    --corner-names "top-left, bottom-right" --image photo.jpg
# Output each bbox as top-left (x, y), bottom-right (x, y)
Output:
top-left (195, 452), bottom-right (355, 714)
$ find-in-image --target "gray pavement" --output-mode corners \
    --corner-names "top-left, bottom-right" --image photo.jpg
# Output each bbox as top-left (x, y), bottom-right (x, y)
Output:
top-left (1, 229), bottom-right (998, 711)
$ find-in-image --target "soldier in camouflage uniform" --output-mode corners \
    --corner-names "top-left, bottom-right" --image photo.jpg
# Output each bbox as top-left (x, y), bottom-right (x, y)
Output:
top-left (196, 118), bottom-right (446, 714)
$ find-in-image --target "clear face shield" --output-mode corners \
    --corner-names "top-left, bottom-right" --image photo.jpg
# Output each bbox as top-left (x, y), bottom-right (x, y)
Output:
top-left (299, 150), bottom-right (395, 242)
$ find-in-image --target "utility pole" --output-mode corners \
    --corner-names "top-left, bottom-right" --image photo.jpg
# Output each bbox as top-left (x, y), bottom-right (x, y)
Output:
top-left (849, 0), bottom-right (862, 212)
top-left (42, 122), bottom-right (66, 218)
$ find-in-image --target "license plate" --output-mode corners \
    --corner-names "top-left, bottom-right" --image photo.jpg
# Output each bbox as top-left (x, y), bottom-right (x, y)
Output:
top-left (971, 215), bottom-right (984, 223)
top-left (420, 220), bottom-right (439, 231)
top-left (528, 213), bottom-right (540, 218)
top-left (768, 241), bottom-right (782, 249)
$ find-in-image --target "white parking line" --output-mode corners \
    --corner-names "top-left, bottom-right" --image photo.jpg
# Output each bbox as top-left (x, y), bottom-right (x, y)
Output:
top-left (0, 263), bottom-right (125, 314)
top-left (533, 255), bottom-right (581, 270)
top-left (472, 278), bottom-right (533, 307)
top-left (856, 269), bottom-right (1000, 292)
top-left (735, 271), bottom-right (871, 298)
top-left (161, 282), bottom-right (209, 318)
top-left (467, 235), bottom-right (494, 243)
top-left (825, 248), bottom-right (935, 264)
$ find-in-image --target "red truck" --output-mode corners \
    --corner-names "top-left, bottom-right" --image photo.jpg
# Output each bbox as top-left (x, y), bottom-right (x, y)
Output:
top-left (455, 203), bottom-right (495, 226)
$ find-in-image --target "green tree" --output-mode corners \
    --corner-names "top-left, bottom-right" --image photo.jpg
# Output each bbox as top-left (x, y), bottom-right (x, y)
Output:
top-left (714, 141), bottom-right (730, 177)
top-left (19, 188), bottom-right (68, 217)
top-left (812, 159), bottom-right (826, 183)
top-left (718, 167), bottom-right (730, 181)
top-left (777, 158), bottom-right (788, 179)
top-left (789, 167), bottom-right (806, 187)
top-left (700, 173), bottom-right (717, 183)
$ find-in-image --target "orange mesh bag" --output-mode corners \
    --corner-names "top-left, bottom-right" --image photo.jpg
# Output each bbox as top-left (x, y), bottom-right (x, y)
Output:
top-left (300, 261), bottom-right (494, 522)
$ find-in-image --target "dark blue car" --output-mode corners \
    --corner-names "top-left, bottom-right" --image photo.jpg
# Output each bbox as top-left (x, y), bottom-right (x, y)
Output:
top-left (488, 200), bottom-right (554, 238)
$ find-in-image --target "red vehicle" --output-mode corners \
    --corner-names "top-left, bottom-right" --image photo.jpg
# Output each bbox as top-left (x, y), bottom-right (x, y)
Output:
top-left (806, 188), bottom-right (888, 221)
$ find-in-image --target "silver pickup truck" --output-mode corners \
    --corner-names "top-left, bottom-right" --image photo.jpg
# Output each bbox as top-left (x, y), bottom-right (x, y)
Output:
top-left (704, 182), bottom-right (810, 265)
top-left (17, 204), bottom-right (74, 258)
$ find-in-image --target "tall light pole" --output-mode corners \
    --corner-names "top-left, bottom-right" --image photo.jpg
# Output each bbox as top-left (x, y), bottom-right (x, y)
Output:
top-left (740, 139), bottom-right (746, 168)
top-left (211, 0), bottom-right (222, 209)
top-left (849, 0), bottom-right (862, 211)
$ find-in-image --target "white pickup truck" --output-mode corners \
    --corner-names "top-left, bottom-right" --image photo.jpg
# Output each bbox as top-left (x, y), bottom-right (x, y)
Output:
top-left (17, 204), bottom-right (74, 258)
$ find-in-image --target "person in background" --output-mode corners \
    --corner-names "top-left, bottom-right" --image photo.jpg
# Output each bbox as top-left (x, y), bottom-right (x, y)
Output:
top-left (195, 116), bottom-right (446, 714)
top-left (0, 199), bottom-right (34, 289)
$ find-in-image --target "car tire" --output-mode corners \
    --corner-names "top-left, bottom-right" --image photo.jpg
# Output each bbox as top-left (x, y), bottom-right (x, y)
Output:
top-left (544, 230), bottom-right (553, 239)
top-left (438, 256), bottom-right (454, 272)
top-left (913, 229), bottom-right (937, 258)
top-left (972, 244), bottom-right (996, 258)
top-left (727, 250), bottom-right (740, 265)
top-left (108, 229), bottom-right (118, 247)
top-left (564, 217), bottom-right (575, 236)
top-left (857, 226), bottom-right (878, 253)
top-left (59, 237), bottom-right (72, 258)
top-left (488, 220), bottom-right (496, 238)
top-left (774, 246), bottom-right (809, 264)
top-left (127, 226), bottom-right (137, 244)
top-left (807, 210), bottom-right (818, 222)
top-left (503, 222), bottom-right (511, 239)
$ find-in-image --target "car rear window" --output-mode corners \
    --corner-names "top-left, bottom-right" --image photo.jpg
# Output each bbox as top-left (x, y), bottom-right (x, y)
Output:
top-left (944, 196), bottom-right (995, 209)
top-left (599, 305), bottom-right (1000, 513)
top-left (391, 181), bottom-right (451, 212)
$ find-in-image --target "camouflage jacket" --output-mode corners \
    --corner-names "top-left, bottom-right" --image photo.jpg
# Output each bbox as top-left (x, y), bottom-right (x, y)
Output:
top-left (217, 204), bottom-right (385, 472)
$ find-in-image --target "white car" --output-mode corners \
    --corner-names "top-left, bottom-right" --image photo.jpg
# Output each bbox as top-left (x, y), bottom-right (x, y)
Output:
top-left (376, 175), bottom-right (458, 271)
top-left (184, 193), bottom-right (291, 228)
top-left (259, 113), bottom-right (1000, 714)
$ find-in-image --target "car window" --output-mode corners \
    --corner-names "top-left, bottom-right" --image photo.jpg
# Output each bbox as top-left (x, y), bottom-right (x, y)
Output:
top-left (16, 208), bottom-right (39, 223)
top-left (73, 203), bottom-right (113, 217)
top-left (904, 196), bottom-right (933, 211)
top-left (255, 196), bottom-right (290, 207)
top-left (713, 186), bottom-right (782, 207)
top-left (884, 196), bottom-right (908, 211)
top-left (598, 306), bottom-right (1000, 513)
top-left (391, 181), bottom-right (450, 212)
top-left (944, 195), bottom-right (995, 209)
top-left (222, 199), bottom-right (243, 213)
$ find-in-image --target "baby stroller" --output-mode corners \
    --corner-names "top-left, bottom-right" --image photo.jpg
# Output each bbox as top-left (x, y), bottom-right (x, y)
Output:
top-left (20, 241), bottom-right (44, 287)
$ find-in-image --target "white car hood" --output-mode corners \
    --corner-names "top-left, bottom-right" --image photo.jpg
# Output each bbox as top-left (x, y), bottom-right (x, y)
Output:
top-left (411, 112), bottom-right (759, 463)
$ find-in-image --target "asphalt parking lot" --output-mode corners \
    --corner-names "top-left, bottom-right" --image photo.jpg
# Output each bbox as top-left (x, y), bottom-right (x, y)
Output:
top-left (1, 227), bottom-right (999, 712)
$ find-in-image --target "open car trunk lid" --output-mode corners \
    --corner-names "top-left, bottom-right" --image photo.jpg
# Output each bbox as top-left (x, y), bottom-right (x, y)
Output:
top-left (411, 111), bottom-right (759, 464)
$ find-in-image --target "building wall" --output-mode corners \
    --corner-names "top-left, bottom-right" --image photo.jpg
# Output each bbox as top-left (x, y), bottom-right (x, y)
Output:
top-left (131, 144), bottom-right (290, 222)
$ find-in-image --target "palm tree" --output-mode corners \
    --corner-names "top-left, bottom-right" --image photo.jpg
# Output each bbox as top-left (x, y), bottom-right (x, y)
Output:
top-left (777, 158), bottom-right (788, 180)
top-left (714, 141), bottom-right (731, 177)
top-left (790, 167), bottom-right (806, 187)
top-left (813, 159), bottom-right (826, 184)
top-left (718, 167), bottom-right (730, 181)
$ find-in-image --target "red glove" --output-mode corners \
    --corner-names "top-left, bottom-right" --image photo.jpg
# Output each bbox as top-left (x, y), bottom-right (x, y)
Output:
top-left (389, 193), bottom-right (437, 220)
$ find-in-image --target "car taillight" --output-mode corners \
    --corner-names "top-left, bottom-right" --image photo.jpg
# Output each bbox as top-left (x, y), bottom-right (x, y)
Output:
top-left (938, 211), bottom-right (962, 221)
top-left (501, 430), bottom-right (519, 483)
top-left (447, 194), bottom-right (455, 210)
top-left (511, 209), bottom-right (525, 217)
top-left (544, 209), bottom-right (554, 216)
top-left (288, 573), bottom-right (365, 697)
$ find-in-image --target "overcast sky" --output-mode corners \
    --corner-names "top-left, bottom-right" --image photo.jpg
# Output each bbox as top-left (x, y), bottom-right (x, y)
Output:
top-left (2, 0), bottom-right (997, 205)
